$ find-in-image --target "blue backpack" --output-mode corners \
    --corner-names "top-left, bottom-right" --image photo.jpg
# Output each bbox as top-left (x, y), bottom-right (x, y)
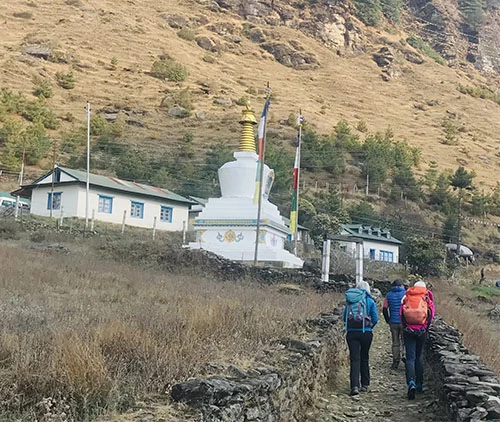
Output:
top-left (345, 288), bottom-right (372, 331)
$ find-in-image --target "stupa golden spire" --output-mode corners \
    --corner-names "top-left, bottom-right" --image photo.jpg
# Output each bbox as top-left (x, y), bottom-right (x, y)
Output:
top-left (238, 102), bottom-right (257, 152)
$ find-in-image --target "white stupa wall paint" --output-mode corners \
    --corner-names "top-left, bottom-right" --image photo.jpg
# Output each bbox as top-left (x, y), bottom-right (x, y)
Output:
top-left (189, 150), bottom-right (303, 268)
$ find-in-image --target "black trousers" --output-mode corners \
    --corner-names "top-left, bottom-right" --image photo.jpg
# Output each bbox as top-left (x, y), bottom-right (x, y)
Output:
top-left (346, 330), bottom-right (373, 390)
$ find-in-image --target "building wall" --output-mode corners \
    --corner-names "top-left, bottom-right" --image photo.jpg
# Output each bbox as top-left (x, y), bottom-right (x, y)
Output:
top-left (343, 239), bottom-right (400, 263)
top-left (30, 184), bottom-right (189, 231)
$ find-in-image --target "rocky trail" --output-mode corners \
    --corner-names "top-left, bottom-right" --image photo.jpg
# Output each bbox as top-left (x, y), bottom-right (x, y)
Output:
top-left (308, 324), bottom-right (449, 422)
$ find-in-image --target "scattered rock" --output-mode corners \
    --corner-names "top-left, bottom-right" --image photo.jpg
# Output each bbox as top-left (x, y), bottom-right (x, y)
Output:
top-left (196, 36), bottom-right (216, 51)
top-left (161, 14), bottom-right (187, 29)
top-left (168, 105), bottom-right (190, 118)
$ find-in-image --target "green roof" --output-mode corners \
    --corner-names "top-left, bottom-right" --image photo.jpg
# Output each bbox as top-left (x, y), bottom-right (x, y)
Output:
top-left (341, 224), bottom-right (402, 245)
top-left (25, 167), bottom-right (195, 205)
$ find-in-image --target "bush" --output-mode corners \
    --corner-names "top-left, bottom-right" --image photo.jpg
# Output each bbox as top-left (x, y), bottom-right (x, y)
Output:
top-left (55, 70), bottom-right (75, 89)
top-left (407, 35), bottom-right (446, 65)
top-left (458, 84), bottom-right (500, 105)
top-left (150, 58), bottom-right (187, 82)
top-left (177, 28), bottom-right (195, 41)
top-left (354, 0), bottom-right (382, 26)
top-left (32, 77), bottom-right (53, 98)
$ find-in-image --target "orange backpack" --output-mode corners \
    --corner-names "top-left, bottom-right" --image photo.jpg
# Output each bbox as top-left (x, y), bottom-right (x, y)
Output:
top-left (402, 286), bottom-right (429, 325)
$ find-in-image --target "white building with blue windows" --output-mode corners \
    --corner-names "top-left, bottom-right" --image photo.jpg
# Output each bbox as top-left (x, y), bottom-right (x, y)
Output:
top-left (340, 224), bottom-right (402, 263)
top-left (14, 166), bottom-right (194, 231)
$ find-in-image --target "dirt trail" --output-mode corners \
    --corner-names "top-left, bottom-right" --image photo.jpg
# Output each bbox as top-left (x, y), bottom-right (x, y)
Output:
top-left (307, 324), bottom-right (449, 422)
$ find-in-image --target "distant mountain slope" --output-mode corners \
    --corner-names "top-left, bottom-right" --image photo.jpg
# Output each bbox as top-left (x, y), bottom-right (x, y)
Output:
top-left (1, 0), bottom-right (500, 188)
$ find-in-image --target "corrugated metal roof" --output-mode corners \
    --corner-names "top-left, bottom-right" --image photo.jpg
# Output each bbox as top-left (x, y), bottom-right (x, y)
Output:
top-left (342, 224), bottom-right (402, 245)
top-left (25, 167), bottom-right (195, 205)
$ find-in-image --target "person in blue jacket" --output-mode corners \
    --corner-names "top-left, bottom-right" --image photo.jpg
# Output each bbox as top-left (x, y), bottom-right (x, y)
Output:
top-left (383, 278), bottom-right (407, 369)
top-left (343, 280), bottom-right (379, 396)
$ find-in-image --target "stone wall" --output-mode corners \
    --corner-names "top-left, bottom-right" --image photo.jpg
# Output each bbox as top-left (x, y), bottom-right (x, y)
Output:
top-left (426, 316), bottom-right (500, 421)
top-left (170, 309), bottom-right (345, 421)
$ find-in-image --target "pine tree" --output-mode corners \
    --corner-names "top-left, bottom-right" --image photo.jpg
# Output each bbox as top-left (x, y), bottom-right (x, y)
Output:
top-left (381, 0), bottom-right (403, 23)
top-left (354, 0), bottom-right (382, 26)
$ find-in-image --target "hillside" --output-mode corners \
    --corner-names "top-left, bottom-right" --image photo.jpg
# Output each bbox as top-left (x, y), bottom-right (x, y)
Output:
top-left (1, 0), bottom-right (500, 189)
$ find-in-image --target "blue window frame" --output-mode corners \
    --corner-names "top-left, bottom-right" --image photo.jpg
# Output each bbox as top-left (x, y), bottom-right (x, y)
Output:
top-left (130, 201), bottom-right (144, 219)
top-left (47, 192), bottom-right (62, 210)
top-left (369, 249), bottom-right (376, 260)
top-left (380, 250), bottom-right (394, 263)
top-left (160, 205), bottom-right (173, 223)
top-left (98, 195), bottom-right (113, 214)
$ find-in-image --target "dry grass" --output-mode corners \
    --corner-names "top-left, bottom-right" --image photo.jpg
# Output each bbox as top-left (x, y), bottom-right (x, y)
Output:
top-left (433, 279), bottom-right (500, 375)
top-left (0, 243), bottom-right (335, 421)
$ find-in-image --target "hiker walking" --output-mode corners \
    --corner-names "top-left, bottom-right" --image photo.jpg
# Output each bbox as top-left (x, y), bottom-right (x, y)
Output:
top-left (382, 278), bottom-right (406, 369)
top-left (400, 281), bottom-right (435, 400)
top-left (343, 281), bottom-right (379, 396)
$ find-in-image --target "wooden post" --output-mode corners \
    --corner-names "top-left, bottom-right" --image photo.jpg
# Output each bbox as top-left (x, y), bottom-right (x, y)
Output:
top-left (121, 210), bottom-right (126, 235)
top-left (152, 216), bottom-right (157, 240)
top-left (182, 220), bottom-right (187, 245)
top-left (90, 209), bottom-right (95, 232)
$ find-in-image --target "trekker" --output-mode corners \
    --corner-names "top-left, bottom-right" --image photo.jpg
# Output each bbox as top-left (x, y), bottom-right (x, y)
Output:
top-left (382, 278), bottom-right (406, 369)
top-left (343, 281), bottom-right (379, 396)
top-left (400, 281), bottom-right (435, 400)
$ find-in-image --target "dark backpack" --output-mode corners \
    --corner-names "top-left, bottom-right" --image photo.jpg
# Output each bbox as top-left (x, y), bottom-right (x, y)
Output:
top-left (345, 288), bottom-right (372, 331)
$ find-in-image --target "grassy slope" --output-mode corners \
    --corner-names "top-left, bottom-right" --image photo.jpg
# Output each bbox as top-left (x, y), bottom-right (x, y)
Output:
top-left (1, 0), bottom-right (500, 189)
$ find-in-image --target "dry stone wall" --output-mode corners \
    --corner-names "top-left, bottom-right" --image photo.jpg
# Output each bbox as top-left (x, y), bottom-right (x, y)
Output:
top-left (170, 309), bottom-right (345, 422)
top-left (426, 316), bottom-right (500, 421)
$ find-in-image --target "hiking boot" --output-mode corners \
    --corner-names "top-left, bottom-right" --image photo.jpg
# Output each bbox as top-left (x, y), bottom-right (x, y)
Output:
top-left (360, 385), bottom-right (369, 393)
top-left (416, 383), bottom-right (423, 393)
top-left (391, 360), bottom-right (399, 370)
top-left (408, 381), bottom-right (416, 400)
top-left (349, 387), bottom-right (359, 396)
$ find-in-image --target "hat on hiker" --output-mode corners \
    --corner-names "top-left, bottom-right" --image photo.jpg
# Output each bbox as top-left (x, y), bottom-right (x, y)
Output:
top-left (357, 281), bottom-right (371, 294)
top-left (414, 281), bottom-right (426, 288)
top-left (392, 278), bottom-right (404, 286)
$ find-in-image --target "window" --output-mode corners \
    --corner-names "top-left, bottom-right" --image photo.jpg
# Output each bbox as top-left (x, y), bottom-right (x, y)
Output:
top-left (130, 201), bottom-right (144, 219)
top-left (98, 195), bottom-right (113, 214)
top-left (369, 249), bottom-right (376, 260)
top-left (380, 250), bottom-right (394, 263)
top-left (47, 192), bottom-right (62, 210)
top-left (160, 206), bottom-right (173, 223)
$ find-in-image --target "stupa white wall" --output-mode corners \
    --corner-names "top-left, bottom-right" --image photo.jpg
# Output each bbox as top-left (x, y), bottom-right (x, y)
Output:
top-left (189, 150), bottom-right (303, 268)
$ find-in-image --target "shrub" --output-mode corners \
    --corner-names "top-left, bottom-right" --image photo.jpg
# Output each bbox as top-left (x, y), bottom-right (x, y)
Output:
top-left (177, 28), bottom-right (195, 41)
top-left (441, 117), bottom-right (459, 145)
top-left (457, 84), bottom-right (500, 105)
top-left (407, 35), bottom-right (446, 65)
top-left (55, 70), bottom-right (75, 89)
top-left (354, 0), bottom-right (382, 26)
top-left (160, 88), bottom-right (193, 111)
top-left (110, 56), bottom-right (118, 70)
top-left (150, 58), bottom-right (187, 82)
top-left (235, 96), bottom-right (248, 106)
top-left (32, 76), bottom-right (53, 98)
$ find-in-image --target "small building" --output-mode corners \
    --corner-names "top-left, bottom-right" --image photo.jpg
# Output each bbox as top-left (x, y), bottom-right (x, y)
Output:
top-left (340, 224), bottom-right (402, 263)
top-left (13, 166), bottom-right (195, 231)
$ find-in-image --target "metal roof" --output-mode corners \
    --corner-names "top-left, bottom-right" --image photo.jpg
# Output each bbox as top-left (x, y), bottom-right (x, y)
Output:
top-left (341, 224), bottom-right (402, 245)
top-left (22, 167), bottom-right (195, 205)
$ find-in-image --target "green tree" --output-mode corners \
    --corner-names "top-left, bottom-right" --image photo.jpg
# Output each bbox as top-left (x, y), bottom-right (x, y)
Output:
top-left (450, 166), bottom-right (475, 256)
top-left (354, 0), bottom-right (382, 26)
top-left (348, 200), bottom-right (377, 225)
top-left (406, 236), bottom-right (446, 276)
top-left (23, 122), bottom-right (52, 165)
top-left (115, 150), bottom-right (150, 181)
top-left (381, 0), bottom-right (403, 22)
top-left (391, 164), bottom-right (422, 201)
top-left (310, 213), bottom-right (341, 248)
top-left (423, 161), bottom-right (439, 189)
top-left (331, 120), bottom-right (360, 152)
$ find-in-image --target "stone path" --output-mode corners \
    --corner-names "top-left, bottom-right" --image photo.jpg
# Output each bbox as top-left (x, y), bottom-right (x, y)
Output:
top-left (307, 325), bottom-right (449, 422)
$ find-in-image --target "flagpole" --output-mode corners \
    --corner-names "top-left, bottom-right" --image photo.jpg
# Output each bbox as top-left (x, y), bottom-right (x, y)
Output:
top-left (293, 112), bottom-right (302, 255)
top-left (253, 85), bottom-right (271, 266)
top-left (85, 102), bottom-right (91, 230)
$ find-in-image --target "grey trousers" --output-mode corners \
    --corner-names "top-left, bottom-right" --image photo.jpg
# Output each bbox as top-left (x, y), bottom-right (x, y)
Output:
top-left (390, 323), bottom-right (404, 361)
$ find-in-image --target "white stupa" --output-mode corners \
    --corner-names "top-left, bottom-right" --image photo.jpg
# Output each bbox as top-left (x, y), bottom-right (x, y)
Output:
top-left (189, 104), bottom-right (303, 268)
